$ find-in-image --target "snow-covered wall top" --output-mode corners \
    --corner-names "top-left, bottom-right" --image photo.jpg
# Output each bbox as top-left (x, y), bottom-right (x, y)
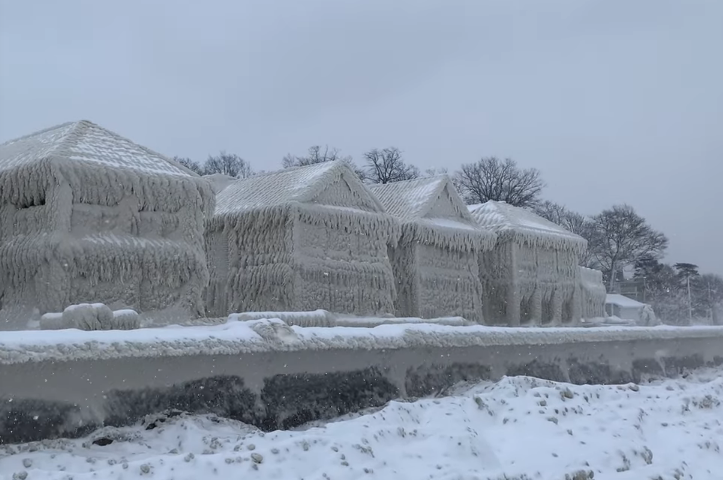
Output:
top-left (1, 320), bottom-right (722, 365)
top-left (370, 176), bottom-right (496, 251)
top-left (214, 161), bottom-right (384, 218)
top-left (468, 201), bottom-right (587, 254)
top-left (0, 120), bottom-right (197, 178)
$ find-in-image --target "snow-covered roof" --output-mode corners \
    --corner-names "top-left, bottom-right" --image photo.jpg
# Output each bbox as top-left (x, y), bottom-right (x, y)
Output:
top-left (215, 161), bottom-right (384, 216)
top-left (0, 120), bottom-right (196, 177)
top-left (468, 201), bottom-right (587, 253)
top-left (605, 294), bottom-right (646, 309)
top-left (369, 176), bottom-right (495, 251)
top-left (369, 176), bottom-right (464, 219)
top-left (203, 173), bottom-right (236, 194)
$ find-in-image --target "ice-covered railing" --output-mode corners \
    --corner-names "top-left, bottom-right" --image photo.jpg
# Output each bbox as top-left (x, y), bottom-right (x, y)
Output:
top-left (228, 310), bottom-right (473, 327)
top-left (2, 318), bottom-right (723, 365)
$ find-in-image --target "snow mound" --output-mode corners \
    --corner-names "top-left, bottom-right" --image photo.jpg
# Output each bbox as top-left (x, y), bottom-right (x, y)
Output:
top-left (2, 367), bottom-right (722, 479)
top-left (39, 304), bottom-right (140, 331)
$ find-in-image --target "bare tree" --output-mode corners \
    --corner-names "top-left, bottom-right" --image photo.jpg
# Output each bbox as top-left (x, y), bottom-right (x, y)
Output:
top-left (173, 156), bottom-right (204, 175)
top-left (283, 144), bottom-right (367, 179)
top-left (204, 151), bottom-right (253, 178)
top-left (424, 167), bottom-right (448, 177)
top-left (453, 157), bottom-right (545, 207)
top-left (282, 145), bottom-right (352, 168)
top-left (534, 200), bottom-right (597, 267)
top-left (363, 147), bottom-right (420, 184)
top-left (587, 204), bottom-right (668, 290)
top-left (534, 201), bottom-right (589, 236)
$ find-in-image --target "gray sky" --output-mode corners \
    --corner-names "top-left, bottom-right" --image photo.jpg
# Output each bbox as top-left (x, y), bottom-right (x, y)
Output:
top-left (1, 0), bottom-right (722, 274)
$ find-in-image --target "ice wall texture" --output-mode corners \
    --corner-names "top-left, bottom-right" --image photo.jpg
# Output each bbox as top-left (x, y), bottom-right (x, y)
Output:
top-left (370, 177), bottom-right (494, 323)
top-left (0, 121), bottom-right (215, 328)
top-left (206, 162), bottom-right (399, 317)
top-left (578, 266), bottom-right (607, 319)
top-left (470, 201), bottom-right (588, 326)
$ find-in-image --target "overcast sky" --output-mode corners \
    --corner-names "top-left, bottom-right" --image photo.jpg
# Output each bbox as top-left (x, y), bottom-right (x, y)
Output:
top-left (1, 0), bottom-right (721, 273)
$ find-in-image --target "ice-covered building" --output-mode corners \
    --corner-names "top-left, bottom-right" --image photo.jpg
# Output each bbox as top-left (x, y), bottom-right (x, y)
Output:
top-left (206, 161), bottom-right (399, 316)
top-left (0, 120), bottom-right (215, 327)
top-left (578, 266), bottom-right (606, 320)
top-left (369, 176), bottom-right (495, 323)
top-left (468, 201), bottom-right (587, 326)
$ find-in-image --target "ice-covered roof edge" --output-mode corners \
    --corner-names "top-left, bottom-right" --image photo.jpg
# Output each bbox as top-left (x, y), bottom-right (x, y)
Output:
top-left (468, 201), bottom-right (587, 255)
top-left (61, 120), bottom-right (203, 178)
top-left (369, 175), bottom-right (495, 251)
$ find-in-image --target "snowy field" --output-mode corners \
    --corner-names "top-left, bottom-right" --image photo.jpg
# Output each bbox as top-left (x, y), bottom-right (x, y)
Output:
top-left (2, 368), bottom-right (722, 480)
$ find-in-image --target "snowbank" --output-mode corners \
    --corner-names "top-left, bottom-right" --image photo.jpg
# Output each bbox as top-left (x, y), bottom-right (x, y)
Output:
top-left (2, 367), bottom-right (721, 479)
top-left (39, 304), bottom-right (140, 331)
top-left (2, 318), bottom-right (723, 365)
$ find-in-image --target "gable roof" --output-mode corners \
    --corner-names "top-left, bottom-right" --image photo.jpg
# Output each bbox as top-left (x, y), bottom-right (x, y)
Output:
top-left (0, 120), bottom-right (196, 177)
top-left (369, 176), bottom-right (474, 222)
top-left (468, 200), bottom-right (587, 253)
top-left (214, 161), bottom-right (384, 217)
top-left (369, 176), bottom-right (495, 251)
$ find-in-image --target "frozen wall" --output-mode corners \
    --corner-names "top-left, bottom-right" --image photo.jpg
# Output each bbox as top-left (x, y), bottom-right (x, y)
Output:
top-left (480, 241), bottom-right (580, 326)
top-left (0, 162), bottom-right (214, 327)
top-left (389, 224), bottom-right (484, 323)
top-left (579, 266), bottom-right (606, 319)
top-left (206, 204), bottom-right (397, 317)
top-left (294, 219), bottom-right (396, 315)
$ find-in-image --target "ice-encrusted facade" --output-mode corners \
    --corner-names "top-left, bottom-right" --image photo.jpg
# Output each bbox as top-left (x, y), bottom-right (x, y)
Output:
top-left (578, 266), bottom-right (606, 320)
top-left (206, 161), bottom-right (399, 317)
top-left (0, 120), bottom-right (215, 327)
top-left (369, 176), bottom-right (495, 323)
top-left (468, 201), bottom-right (587, 326)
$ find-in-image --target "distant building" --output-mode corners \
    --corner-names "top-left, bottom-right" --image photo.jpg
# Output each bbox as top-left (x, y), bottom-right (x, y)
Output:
top-left (0, 120), bottom-right (214, 327)
top-left (605, 294), bottom-right (649, 323)
top-left (206, 161), bottom-right (398, 317)
top-left (370, 176), bottom-right (495, 323)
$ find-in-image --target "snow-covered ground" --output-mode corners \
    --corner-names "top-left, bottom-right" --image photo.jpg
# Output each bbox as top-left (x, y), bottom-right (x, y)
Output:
top-left (2, 368), bottom-right (722, 480)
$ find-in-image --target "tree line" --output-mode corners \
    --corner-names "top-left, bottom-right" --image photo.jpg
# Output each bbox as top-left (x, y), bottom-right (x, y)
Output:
top-left (174, 147), bottom-right (721, 324)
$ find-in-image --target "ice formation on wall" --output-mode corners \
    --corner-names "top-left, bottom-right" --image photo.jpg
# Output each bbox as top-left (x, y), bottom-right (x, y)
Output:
top-left (206, 161), bottom-right (399, 317)
top-left (0, 121), bottom-right (215, 329)
top-left (370, 176), bottom-right (495, 323)
top-left (468, 201), bottom-right (588, 326)
top-left (578, 266), bottom-right (606, 319)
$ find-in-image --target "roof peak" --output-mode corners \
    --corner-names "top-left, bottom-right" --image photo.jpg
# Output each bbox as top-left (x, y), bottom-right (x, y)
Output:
top-left (215, 160), bottom-right (382, 215)
top-left (369, 174), bottom-right (473, 223)
top-left (468, 200), bottom-right (587, 252)
top-left (0, 120), bottom-right (197, 177)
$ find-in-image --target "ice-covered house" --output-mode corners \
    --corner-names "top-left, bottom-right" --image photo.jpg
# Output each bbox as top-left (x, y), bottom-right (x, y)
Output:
top-left (605, 294), bottom-right (647, 323)
top-left (206, 161), bottom-right (399, 317)
top-left (468, 201), bottom-right (587, 326)
top-left (0, 120), bottom-right (215, 327)
top-left (369, 176), bottom-right (495, 323)
top-left (578, 266), bottom-right (606, 320)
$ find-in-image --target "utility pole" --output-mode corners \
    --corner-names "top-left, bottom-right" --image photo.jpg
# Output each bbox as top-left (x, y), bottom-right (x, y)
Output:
top-left (685, 275), bottom-right (693, 325)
